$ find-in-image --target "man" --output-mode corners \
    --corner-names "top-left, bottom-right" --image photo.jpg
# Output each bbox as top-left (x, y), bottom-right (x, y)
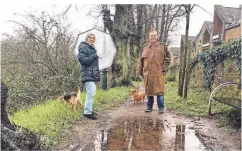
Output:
top-left (136, 29), bottom-right (170, 114)
top-left (78, 33), bottom-right (102, 120)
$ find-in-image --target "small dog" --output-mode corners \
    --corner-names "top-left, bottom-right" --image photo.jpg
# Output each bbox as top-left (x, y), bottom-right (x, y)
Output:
top-left (62, 87), bottom-right (81, 109)
top-left (129, 89), bottom-right (145, 104)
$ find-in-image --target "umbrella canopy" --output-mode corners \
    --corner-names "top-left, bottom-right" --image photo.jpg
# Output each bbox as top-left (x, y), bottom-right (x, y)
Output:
top-left (73, 28), bottom-right (117, 70)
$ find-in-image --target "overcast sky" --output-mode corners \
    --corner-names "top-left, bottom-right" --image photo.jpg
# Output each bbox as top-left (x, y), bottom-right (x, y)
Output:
top-left (0, 4), bottom-right (240, 47)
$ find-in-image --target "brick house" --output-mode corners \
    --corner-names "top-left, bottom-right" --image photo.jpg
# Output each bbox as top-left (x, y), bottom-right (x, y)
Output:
top-left (211, 5), bottom-right (241, 86)
top-left (225, 7), bottom-right (241, 42)
top-left (212, 5), bottom-right (241, 46)
top-left (190, 5), bottom-right (241, 88)
top-left (195, 21), bottom-right (213, 54)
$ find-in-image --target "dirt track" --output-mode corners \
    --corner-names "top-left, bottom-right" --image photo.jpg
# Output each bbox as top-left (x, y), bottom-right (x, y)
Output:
top-left (54, 100), bottom-right (241, 151)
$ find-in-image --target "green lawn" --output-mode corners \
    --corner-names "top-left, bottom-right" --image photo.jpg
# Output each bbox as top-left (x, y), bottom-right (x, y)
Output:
top-left (165, 81), bottom-right (233, 116)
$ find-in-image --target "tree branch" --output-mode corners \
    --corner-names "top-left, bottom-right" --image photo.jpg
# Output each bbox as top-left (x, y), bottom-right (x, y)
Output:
top-left (195, 4), bottom-right (213, 16)
top-left (62, 4), bottom-right (72, 16)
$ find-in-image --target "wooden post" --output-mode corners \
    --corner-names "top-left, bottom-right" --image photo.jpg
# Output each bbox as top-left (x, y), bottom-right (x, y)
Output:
top-left (184, 41), bottom-right (192, 98)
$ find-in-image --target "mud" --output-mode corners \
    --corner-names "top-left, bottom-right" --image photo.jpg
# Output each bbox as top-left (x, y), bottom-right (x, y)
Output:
top-left (53, 100), bottom-right (241, 151)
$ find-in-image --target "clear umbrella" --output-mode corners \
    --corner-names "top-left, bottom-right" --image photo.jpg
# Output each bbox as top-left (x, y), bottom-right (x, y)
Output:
top-left (73, 28), bottom-right (117, 71)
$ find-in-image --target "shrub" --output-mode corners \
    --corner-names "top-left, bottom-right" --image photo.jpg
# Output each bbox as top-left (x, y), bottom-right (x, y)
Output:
top-left (166, 75), bottom-right (176, 82)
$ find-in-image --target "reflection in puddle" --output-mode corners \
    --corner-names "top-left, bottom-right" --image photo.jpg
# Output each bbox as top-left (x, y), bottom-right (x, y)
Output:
top-left (81, 117), bottom-right (206, 151)
top-left (175, 125), bottom-right (185, 150)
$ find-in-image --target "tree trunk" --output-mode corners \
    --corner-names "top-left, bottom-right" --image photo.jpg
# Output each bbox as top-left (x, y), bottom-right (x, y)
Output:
top-left (148, 5), bottom-right (157, 31)
top-left (160, 4), bottom-right (166, 42)
top-left (178, 40), bottom-right (184, 96)
top-left (181, 4), bottom-right (191, 98)
top-left (1, 82), bottom-right (15, 131)
top-left (156, 5), bottom-right (160, 32)
top-left (110, 4), bottom-right (135, 87)
top-left (136, 5), bottom-right (144, 47)
top-left (144, 5), bottom-right (148, 38)
top-left (163, 4), bottom-right (171, 43)
top-left (1, 81), bottom-right (40, 150)
top-left (184, 41), bottom-right (192, 98)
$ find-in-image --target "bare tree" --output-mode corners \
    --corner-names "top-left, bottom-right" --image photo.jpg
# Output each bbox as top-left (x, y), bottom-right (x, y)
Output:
top-left (177, 4), bottom-right (195, 98)
top-left (1, 11), bottom-right (79, 112)
top-left (160, 4), bottom-right (166, 41)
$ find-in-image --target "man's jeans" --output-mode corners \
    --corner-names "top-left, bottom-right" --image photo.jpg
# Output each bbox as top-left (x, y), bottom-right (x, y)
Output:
top-left (83, 81), bottom-right (96, 114)
top-left (147, 95), bottom-right (164, 109)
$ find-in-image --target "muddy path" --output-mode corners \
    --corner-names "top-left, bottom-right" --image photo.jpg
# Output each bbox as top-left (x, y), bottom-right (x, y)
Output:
top-left (53, 100), bottom-right (241, 151)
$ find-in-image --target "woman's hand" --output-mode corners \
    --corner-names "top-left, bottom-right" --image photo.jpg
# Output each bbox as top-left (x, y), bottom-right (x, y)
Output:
top-left (96, 51), bottom-right (104, 59)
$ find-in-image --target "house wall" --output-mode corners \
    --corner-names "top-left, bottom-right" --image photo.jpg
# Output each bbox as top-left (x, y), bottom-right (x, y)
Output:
top-left (213, 11), bottom-right (223, 35)
top-left (203, 30), bottom-right (210, 43)
top-left (196, 24), bottom-right (213, 54)
top-left (195, 39), bottom-right (202, 54)
top-left (170, 52), bottom-right (175, 66)
top-left (225, 25), bottom-right (241, 42)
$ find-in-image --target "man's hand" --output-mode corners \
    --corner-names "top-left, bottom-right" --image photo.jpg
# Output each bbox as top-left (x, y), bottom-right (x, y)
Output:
top-left (135, 75), bottom-right (143, 82)
top-left (136, 71), bottom-right (140, 76)
top-left (136, 71), bottom-right (144, 78)
top-left (161, 65), bottom-right (167, 76)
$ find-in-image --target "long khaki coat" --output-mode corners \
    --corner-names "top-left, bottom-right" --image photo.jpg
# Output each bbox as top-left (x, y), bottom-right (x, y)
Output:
top-left (136, 41), bottom-right (171, 96)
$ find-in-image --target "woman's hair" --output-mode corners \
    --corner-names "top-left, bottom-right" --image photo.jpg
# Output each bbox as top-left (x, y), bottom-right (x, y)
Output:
top-left (85, 33), bottom-right (95, 42)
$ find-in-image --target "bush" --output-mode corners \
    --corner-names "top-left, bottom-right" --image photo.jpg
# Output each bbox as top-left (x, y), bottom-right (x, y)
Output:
top-left (166, 75), bottom-right (176, 82)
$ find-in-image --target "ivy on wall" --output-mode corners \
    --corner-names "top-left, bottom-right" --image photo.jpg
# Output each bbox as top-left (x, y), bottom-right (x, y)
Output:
top-left (190, 38), bottom-right (241, 89)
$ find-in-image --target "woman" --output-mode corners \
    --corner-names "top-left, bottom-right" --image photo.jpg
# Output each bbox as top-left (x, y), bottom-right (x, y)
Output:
top-left (78, 33), bottom-right (102, 120)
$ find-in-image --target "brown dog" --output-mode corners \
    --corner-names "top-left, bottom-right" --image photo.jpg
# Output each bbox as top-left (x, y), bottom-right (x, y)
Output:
top-left (62, 87), bottom-right (81, 109)
top-left (129, 89), bottom-right (145, 103)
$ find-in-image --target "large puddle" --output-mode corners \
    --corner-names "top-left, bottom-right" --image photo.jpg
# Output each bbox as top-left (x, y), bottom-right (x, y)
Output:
top-left (80, 117), bottom-right (207, 151)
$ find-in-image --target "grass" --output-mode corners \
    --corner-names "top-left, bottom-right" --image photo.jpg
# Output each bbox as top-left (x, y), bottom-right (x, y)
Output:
top-left (165, 81), bottom-right (233, 116)
top-left (9, 86), bottom-right (130, 148)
